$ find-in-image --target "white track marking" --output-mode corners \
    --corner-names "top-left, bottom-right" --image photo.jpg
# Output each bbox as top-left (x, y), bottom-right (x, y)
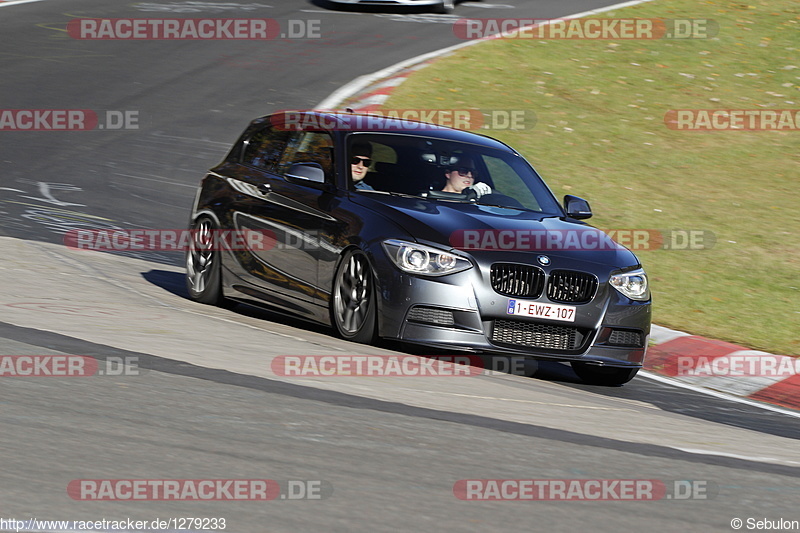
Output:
top-left (0, 0), bottom-right (47, 7)
top-left (640, 371), bottom-right (800, 418)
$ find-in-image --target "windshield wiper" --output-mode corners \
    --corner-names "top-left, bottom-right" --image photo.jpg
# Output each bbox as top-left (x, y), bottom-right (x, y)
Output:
top-left (474, 201), bottom-right (539, 213)
top-left (359, 189), bottom-right (425, 199)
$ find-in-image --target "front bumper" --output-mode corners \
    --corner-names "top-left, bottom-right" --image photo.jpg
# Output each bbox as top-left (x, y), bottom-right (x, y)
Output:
top-left (374, 256), bottom-right (651, 368)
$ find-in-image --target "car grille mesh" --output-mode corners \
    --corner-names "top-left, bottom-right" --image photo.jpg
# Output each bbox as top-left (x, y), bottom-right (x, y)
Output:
top-left (407, 306), bottom-right (455, 326)
top-left (608, 329), bottom-right (643, 347)
top-left (490, 264), bottom-right (545, 298)
top-left (491, 320), bottom-right (583, 351)
top-left (546, 270), bottom-right (598, 304)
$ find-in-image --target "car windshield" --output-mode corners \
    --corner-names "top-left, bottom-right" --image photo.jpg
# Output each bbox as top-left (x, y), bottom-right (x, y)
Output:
top-left (346, 133), bottom-right (563, 214)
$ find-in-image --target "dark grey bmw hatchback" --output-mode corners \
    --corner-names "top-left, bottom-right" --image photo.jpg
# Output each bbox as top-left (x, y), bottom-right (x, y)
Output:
top-left (186, 111), bottom-right (651, 385)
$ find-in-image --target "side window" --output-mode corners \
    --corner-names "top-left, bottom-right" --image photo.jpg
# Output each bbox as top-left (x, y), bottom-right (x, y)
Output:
top-left (277, 131), bottom-right (334, 180)
top-left (342, 137), bottom-right (405, 192)
top-left (242, 126), bottom-right (291, 173)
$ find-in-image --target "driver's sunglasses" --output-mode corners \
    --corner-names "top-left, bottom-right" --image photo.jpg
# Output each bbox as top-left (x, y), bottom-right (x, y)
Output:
top-left (351, 156), bottom-right (372, 167)
top-left (454, 167), bottom-right (476, 177)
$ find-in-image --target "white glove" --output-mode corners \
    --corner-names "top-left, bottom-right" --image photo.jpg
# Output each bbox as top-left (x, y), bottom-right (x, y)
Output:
top-left (471, 182), bottom-right (492, 198)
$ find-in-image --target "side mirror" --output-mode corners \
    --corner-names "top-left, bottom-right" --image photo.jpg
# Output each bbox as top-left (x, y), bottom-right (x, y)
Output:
top-left (285, 162), bottom-right (326, 185)
top-left (564, 195), bottom-right (592, 219)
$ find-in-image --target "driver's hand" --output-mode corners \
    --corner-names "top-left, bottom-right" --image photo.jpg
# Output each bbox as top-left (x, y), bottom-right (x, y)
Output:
top-left (471, 182), bottom-right (492, 198)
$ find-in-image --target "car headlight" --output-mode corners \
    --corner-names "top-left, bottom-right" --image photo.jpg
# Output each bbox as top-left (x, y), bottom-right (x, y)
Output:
top-left (382, 239), bottom-right (472, 276)
top-left (610, 268), bottom-right (650, 301)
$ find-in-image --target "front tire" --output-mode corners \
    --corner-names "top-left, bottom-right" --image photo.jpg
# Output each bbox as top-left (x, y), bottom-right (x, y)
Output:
top-left (331, 249), bottom-right (378, 344)
top-left (571, 362), bottom-right (639, 386)
top-left (186, 216), bottom-right (229, 306)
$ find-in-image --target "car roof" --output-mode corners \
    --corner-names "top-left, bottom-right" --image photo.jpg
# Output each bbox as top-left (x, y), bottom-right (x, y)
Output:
top-left (253, 111), bottom-right (520, 154)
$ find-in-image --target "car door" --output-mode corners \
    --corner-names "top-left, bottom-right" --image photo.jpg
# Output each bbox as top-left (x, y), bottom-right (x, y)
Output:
top-left (235, 129), bottom-right (341, 311)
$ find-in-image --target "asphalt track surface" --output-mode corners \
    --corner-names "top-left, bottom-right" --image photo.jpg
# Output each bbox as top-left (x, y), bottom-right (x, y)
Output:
top-left (1, 1), bottom-right (799, 532)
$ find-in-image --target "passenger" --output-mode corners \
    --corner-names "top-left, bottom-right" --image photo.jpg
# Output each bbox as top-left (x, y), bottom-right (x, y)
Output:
top-left (350, 142), bottom-right (374, 191)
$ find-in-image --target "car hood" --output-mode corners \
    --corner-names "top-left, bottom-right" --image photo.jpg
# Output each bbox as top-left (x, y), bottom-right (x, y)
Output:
top-left (351, 193), bottom-right (641, 269)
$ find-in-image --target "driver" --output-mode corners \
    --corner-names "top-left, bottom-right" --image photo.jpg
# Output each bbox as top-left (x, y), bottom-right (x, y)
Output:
top-left (441, 157), bottom-right (491, 197)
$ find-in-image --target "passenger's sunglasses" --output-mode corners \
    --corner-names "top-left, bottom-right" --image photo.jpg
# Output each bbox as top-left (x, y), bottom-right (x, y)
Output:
top-left (351, 156), bottom-right (372, 167)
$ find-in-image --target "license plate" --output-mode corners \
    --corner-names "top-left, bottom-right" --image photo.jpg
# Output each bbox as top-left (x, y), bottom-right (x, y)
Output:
top-left (507, 299), bottom-right (576, 322)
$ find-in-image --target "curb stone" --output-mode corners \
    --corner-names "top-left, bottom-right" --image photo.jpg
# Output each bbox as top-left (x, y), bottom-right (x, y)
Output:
top-left (647, 325), bottom-right (799, 410)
